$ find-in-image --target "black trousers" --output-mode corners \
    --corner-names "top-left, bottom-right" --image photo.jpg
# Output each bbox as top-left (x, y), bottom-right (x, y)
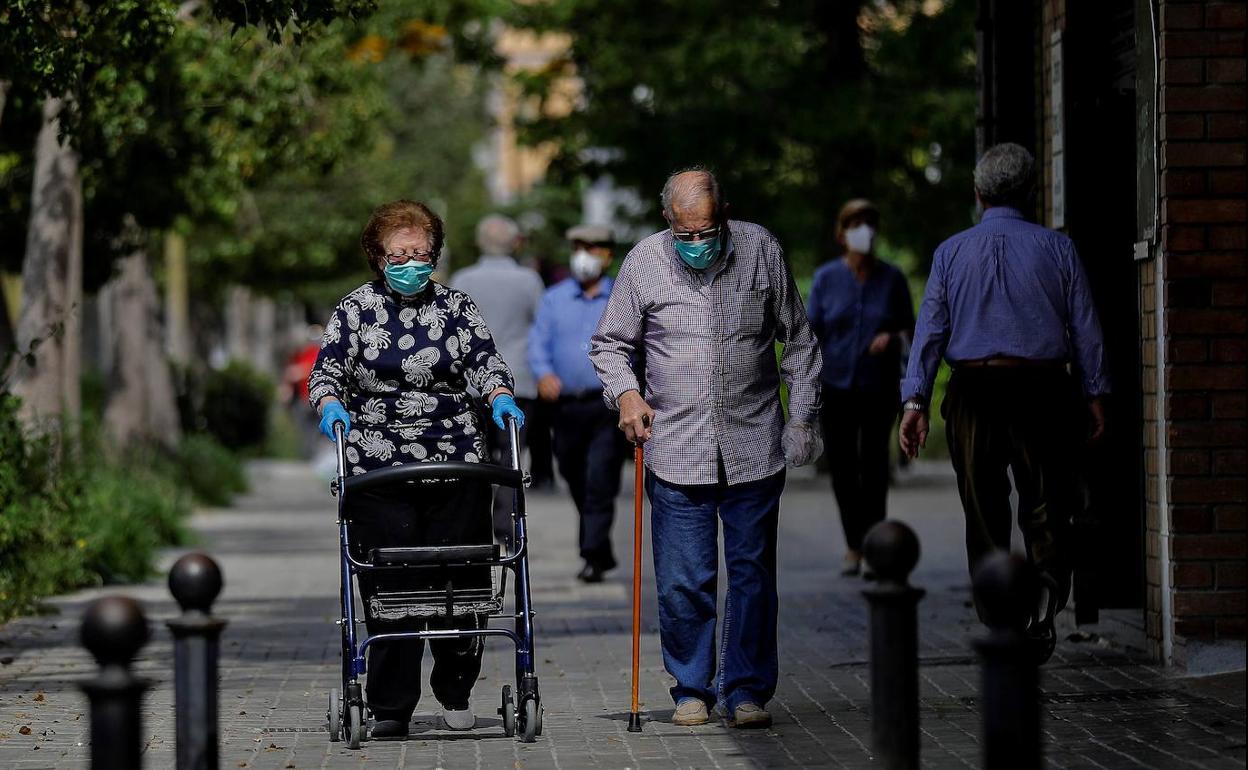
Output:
top-left (346, 483), bottom-right (492, 720)
top-left (820, 388), bottom-right (899, 552)
top-left (943, 367), bottom-right (1082, 618)
top-left (552, 394), bottom-right (624, 570)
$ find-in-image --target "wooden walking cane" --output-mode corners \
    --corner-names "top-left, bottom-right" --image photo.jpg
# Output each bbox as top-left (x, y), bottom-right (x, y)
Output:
top-left (628, 442), bottom-right (644, 732)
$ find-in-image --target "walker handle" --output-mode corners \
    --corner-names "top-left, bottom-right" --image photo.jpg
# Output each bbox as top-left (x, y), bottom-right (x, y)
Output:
top-left (505, 413), bottom-right (521, 472)
top-left (333, 421), bottom-right (347, 481)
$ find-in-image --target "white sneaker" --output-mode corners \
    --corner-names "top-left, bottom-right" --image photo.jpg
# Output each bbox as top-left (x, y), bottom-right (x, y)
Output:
top-left (442, 706), bottom-right (475, 731)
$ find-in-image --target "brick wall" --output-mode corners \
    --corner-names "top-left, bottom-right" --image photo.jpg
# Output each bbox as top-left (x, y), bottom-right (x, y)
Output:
top-left (1154, 0), bottom-right (1246, 658)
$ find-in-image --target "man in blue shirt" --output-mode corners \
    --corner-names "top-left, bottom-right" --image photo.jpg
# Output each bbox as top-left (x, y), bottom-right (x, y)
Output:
top-left (529, 224), bottom-right (624, 583)
top-left (900, 143), bottom-right (1109, 663)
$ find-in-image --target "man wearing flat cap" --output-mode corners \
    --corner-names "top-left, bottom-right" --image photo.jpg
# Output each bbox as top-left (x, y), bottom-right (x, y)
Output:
top-left (528, 224), bottom-right (625, 582)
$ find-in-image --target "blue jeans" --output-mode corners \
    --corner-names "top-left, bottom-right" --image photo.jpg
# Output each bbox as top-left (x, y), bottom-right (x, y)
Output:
top-left (647, 468), bottom-right (785, 712)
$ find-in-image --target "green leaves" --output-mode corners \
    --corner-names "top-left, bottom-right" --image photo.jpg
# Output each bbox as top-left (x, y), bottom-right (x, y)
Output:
top-left (506, 0), bottom-right (978, 273)
top-left (207, 0), bottom-right (378, 41)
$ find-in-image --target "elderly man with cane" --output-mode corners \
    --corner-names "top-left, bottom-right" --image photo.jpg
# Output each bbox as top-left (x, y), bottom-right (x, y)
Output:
top-left (591, 168), bottom-right (823, 729)
top-left (899, 143), bottom-right (1109, 664)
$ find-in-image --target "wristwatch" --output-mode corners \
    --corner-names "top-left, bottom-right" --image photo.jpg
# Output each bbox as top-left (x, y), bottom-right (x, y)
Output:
top-left (902, 400), bottom-right (927, 413)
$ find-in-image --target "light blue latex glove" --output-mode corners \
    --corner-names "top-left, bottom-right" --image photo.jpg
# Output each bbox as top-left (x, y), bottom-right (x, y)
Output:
top-left (318, 401), bottom-right (351, 441)
top-left (491, 393), bottom-right (525, 430)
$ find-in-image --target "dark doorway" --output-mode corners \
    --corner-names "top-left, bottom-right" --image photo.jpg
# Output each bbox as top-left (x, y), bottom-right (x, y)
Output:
top-left (1061, 0), bottom-right (1147, 615)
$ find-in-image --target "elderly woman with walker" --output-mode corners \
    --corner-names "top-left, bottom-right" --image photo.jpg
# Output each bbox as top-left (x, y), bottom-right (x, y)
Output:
top-left (309, 199), bottom-right (527, 741)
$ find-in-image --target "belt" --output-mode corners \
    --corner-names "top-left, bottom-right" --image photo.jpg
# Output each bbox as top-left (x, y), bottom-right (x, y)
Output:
top-left (558, 390), bottom-right (603, 402)
top-left (953, 357), bottom-right (1067, 370)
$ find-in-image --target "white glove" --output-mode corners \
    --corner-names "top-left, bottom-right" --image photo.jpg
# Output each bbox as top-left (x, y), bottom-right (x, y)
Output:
top-left (781, 420), bottom-right (823, 467)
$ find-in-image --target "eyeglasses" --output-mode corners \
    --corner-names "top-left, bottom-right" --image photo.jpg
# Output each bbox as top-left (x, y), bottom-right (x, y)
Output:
top-left (671, 225), bottom-right (721, 243)
top-left (383, 249), bottom-right (435, 266)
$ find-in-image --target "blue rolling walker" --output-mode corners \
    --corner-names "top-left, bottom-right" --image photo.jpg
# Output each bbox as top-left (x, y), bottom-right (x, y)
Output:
top-left (326, 416), bottom-right (541, 747)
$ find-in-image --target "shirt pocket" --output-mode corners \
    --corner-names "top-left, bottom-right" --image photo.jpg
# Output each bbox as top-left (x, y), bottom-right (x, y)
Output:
top-left (725, 290), bottom-right (769, 335)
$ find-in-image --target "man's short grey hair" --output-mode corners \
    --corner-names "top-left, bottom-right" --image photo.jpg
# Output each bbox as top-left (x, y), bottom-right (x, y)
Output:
top-left (476, 214), bottom-right (521, 256)
top-left (660, 167), bottom-right (724, 219)
top-left (973, 143), bottom-right (1036, 207)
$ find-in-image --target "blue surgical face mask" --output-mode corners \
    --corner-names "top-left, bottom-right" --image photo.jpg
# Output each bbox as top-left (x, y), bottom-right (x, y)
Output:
top-left (673, 236), bottom-right (722, 270)
top-left (383, 261), bottom-right (434, 296)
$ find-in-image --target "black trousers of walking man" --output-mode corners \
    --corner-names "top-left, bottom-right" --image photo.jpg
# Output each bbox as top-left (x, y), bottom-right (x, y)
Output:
top-left (552, 392), bottom-right (624, 571)
top-left (943, 366), bottom-right (1083, 617)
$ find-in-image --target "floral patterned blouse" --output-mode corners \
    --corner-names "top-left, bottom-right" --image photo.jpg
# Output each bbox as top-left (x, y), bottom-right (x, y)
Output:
top-left (307, 280), bottom-right (514, 476)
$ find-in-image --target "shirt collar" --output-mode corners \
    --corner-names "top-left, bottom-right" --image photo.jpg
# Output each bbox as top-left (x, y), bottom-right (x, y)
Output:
top-left (981, 206), bottom-right (1025, 222)
top-left (379, 278), bottom-right (435, 305)
top-left (573, 275), bottom-right (613, 299)
top-left (479, 254), bottom-right (516, 266)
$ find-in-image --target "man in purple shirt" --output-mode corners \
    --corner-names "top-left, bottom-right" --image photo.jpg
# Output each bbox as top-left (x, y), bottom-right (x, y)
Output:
top-left (899, 143), bottom-right (1109, 663)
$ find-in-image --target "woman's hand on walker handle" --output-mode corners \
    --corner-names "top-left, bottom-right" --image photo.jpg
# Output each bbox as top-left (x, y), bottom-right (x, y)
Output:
top-left (899, 409), bottom-right (928, 459)
top-left (318, 398), bottom-right (351, 441)
top-left (490, 390), bottom-right (525, 430)
top-left (617, 390), bottom-right (654, 444)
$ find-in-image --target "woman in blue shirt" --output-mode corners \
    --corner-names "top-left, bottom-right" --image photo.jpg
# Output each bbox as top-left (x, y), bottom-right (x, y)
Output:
top-left (806, 200), bottom-right (915, 577)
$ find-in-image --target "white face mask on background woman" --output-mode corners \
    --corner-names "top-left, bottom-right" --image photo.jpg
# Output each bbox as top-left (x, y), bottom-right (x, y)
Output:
top-left (845, 223), bottom-right (876, 255)
top-left (569, 249), bottom-right (605, 283)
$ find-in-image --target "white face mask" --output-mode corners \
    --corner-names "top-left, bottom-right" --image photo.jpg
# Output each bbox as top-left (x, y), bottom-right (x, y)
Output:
top-left (845, 223), bottom-right (876, 255)
top-left (569, 249), bottom-right (605, 283)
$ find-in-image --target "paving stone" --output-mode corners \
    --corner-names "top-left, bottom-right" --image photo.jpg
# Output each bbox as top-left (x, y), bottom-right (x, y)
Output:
top-left (1, 459), bottom-right (1243, 768)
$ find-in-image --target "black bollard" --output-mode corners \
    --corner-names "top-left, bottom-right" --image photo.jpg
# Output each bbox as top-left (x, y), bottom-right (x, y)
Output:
top-left (167, 553), bottom-right (227, 770)
top-left (972, 551), bottom-right (1041, 770)
top-left (861, 520), bottom-right (925, 770)
top-left (80, 595), bottom-right (151, 770)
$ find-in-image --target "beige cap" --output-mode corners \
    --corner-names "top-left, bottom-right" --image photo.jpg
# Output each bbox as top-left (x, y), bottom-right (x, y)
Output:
top-left (565, 224), bottom-right (615, 245)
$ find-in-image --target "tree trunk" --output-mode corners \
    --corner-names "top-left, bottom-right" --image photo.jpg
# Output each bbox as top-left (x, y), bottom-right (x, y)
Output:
top-left (225, 284), bottom-right (253, 366)
top-left (249, 293), bottom-right (277, 381)
top-left (0, 79), bottom-right (9, 130)
top-left (101, 250), bottom-right (181, 448)
top-left (164, 230), bottom-right (192, 364)
top-left (10, 96), bottom-right (83, 425)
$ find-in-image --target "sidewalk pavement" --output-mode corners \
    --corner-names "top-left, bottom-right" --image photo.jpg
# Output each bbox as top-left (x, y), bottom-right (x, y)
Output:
top-left (1, 459), bottom-right (1244, 769)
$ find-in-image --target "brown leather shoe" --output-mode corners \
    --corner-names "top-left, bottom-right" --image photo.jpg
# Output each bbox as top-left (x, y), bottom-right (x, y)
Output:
top-left (672, 698), bottom-right (709, 726)
top-left (730, 702), bottom-right (772, 729)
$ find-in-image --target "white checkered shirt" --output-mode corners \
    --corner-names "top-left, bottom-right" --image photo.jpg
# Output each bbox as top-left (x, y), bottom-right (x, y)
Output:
top-left (590, 220), bottom-right (822, 485)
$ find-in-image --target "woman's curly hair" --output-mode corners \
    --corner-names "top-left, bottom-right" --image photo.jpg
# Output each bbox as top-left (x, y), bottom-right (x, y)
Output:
top-left (359, 200), bottom-right (445, 279)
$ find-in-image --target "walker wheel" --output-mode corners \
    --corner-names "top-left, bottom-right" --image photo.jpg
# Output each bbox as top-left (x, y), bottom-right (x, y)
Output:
top-left (328, 689), bottom-right (342, 742)
top-left (346, 703), bottom-right (363, 749)
top-left (499, 685), bottom-right (516, 737)
top-left (521, 698), bottom-right (538, 743)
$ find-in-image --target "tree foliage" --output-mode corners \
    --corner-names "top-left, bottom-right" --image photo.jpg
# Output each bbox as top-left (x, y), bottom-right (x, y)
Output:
top-left (508, 0), bottom-right (978, 273)
top-left (0, 0), bottom-right (176, 135)
top-left (185, 3), bottom-right (502, 302)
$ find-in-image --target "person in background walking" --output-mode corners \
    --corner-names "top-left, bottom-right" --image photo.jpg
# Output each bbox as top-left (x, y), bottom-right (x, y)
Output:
top-left (450, 215), bottom-right (545, 543)
top-left (529, 224), bottom-right (624, 583)
top-left (281, 322), bottom-right (325, 458)
top-left (591, 169), bottom-right (823, 729)
top-left (806, 200), bottom-right (915, 578)
top-left (899, 143), bottom-right (1108, 663)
